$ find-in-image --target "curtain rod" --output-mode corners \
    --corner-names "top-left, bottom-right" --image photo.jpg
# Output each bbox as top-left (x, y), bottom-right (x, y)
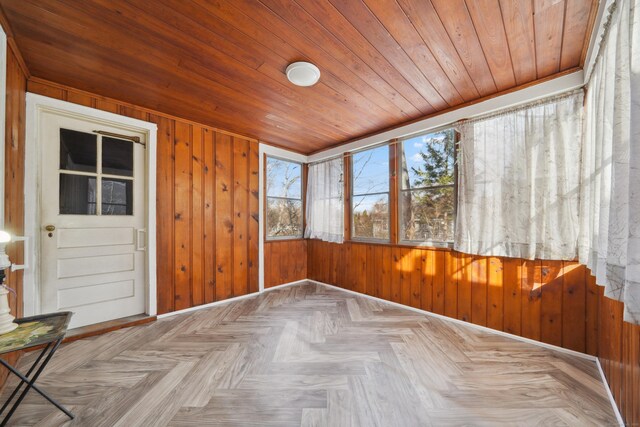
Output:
top-left (457, 88), bottom-right (584, 126)
top-left (585, 1), bottom-right (618, 85)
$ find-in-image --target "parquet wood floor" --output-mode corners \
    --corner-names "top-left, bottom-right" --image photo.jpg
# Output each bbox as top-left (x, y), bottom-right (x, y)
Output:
top-left (2, 283), bottom-right (617, 426)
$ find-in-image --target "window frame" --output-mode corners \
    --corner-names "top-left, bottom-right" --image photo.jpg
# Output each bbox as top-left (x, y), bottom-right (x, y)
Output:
top-left (265, 155), bottom-right (304, 241)
top-left (397, 128), bottom-right (458, 248)
top-left (349, 143), bottom-right (392, 243)
top-left (58, 130), bottom-right (135, 216)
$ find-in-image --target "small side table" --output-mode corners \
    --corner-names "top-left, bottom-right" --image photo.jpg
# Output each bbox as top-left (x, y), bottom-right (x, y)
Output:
top-left (0, 312), bottom-right (74, 426)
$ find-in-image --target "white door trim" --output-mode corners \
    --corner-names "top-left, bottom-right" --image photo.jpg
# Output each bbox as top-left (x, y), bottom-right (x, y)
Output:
top-left (24, 93), bottom-right (157, 319)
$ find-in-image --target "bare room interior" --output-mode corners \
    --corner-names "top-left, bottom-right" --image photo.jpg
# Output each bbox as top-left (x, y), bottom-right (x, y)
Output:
top-left (0, 0), bottom-right (637, 425)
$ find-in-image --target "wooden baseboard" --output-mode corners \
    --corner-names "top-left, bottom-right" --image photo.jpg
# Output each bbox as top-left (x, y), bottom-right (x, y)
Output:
top-left (63, 314), bottom-right (156, 344)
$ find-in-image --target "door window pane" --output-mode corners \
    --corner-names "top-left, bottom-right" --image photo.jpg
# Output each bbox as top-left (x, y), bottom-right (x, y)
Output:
top-left (59, 129), bottom-right (97, 173)
top-left (352, 194), bottom-right (389, 240)
top-left (102, 178), bottom-right (133, 215)
top-left (400, 187), bottom-right (455, 242)
top-left (102, 137), bottom-right (133, 176)
top-left (59, 174), bottom-right (97, 215)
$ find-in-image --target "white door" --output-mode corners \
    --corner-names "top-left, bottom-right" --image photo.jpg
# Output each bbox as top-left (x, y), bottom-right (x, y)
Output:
top-left (39, 111), bottom-right (147, 329)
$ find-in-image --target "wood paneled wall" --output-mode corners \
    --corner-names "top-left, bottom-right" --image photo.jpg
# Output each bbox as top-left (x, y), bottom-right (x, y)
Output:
top-left (2, 40), bottom-right (28, 386)
top-left (26, 78), bottom-right (260, 314)
top-left (307, 240), bottom-right (598, 353)
top-left (598, 293), bottom-right (640, 426)
top-left (264, 240), bottom-right (307, 288)
top-left (308, 239), bottom-right (640, 424)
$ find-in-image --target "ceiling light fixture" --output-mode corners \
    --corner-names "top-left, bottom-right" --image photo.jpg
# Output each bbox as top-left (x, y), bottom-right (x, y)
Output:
top-left (286, 61), bottom-right (320, 87)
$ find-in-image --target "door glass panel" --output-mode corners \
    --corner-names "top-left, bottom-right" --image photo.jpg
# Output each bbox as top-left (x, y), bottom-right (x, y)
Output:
top-left (59, 174), bottom-right (97, 215)
top-left (102, 137), bottom-right (133, 176)
top-left (59, 129), bottom-right (97, 173)
top-left (102, 178), bottom-right (133, 215)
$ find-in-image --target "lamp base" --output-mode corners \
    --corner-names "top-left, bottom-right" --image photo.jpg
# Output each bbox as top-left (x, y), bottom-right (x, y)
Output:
top-left (0, 287), bottom-right (17, 335)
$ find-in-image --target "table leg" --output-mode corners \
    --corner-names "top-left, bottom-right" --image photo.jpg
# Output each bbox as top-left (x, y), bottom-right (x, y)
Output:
top-left (0, 343), bottom-right (52, 416)
top-left (0, 339), bottom-right (74, 426)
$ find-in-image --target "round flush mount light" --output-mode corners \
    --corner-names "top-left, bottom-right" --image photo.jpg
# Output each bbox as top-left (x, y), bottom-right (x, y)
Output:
top-left (286, 61), bottom-right (320, 87)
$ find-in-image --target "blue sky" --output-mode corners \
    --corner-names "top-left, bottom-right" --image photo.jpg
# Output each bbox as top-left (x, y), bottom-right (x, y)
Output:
top-left (267, 158), bottom-right (301, 199)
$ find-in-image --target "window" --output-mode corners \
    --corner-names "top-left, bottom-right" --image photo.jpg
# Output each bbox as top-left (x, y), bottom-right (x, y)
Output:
top-left (351, 145), bottom-right (390, 240)
top-left (59, 129), bottom-right (134, 215)
top-left (399, 129), bottom-right (456, 243)
top-left (266, 157), bottom-right (303, 239)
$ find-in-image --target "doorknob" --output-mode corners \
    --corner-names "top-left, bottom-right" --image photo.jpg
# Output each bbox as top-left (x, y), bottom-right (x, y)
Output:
top-left (45, 225), bottom-right (56, 232)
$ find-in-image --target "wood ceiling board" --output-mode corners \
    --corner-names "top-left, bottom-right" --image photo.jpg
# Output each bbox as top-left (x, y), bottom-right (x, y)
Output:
top-left (465, 0), bottom-right (517, 91)
top-left (2, 0), bottom-right (597, 154)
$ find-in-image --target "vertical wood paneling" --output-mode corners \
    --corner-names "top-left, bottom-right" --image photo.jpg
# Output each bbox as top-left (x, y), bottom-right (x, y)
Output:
top-left (26, 79), bottom-right (260, 314)
top-left (586, 272), bottom-right (600, 355)
top-left (562, 262), bottom-right (586, 352)
top-left (191, 126), bottom-right (204, 307)
top-left (487, 257), bottom-right (504, 331)
top-left (502, 258), bottom-right (521, 335)
top-left (457, 253), bottom-right (472, 322)
top-left (215, 133), bottom-right (233, 301)
top-left (65, 90), bottom-right (93, 107)
top-left (471, 256), bottom-right (488, 326)
top-left (444, 251), bottom-right (458, 318)
top-left (264, 240), bottom-right (307, 289)
top-left (2, 46), bottom-right (27, 386)
top-left (391, 247), bottom-right (402, 303)
top-left (95, 97), bottom-right (119, 113)
top-left (248, 142), bottom-right (259, 294)
top-left (521, 260), bottom-right (541, 340)
top-left (203, 128), bottom-right (216, 303)
top-left (151, 114), bottom-right (175, 314)
top-left (400, 247), bottom-right (413, 307)
top-left (173, 121), bottom-right (192, 310)
top-left (232, 137), bottom-right (249, 297)
top-left (540, 261), bottom-right (563, 346)
top-left (421, 249), bottom-right (434, 312)
top-left (381, 246), bottom-right (391, 301)
top-left (432, 250), bottom-right (445, 315)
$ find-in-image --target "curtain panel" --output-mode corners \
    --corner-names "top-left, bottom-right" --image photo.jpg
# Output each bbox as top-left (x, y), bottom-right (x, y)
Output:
top-left (455, 91), bottom-right (584, 260)
top-left (305, 157), bottom-right (344, 243)
top-left (579, 0), bottom-right (639, 324)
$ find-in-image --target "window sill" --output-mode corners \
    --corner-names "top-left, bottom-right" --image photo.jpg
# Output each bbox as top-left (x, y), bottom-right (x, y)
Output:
top-left (265, 237), bottom-right (306, 243)
top-left (342, 239), bottom-right (454, 252)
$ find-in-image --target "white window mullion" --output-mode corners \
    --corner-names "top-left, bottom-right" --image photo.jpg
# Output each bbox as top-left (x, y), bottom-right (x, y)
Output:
top-left (97, 134), bottom-right (102, 215)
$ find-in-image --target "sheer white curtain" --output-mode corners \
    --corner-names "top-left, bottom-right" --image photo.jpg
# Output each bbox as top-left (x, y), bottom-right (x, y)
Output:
top-left (305, 157), bottom-right (344, 243)
top-left (455, 91), bottom-right (584, 260)
top-left (579, 0), bottom-right (640, 324)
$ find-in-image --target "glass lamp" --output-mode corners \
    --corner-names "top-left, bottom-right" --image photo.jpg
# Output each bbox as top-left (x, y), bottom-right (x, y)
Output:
top-left (0, 231), bottom-right (18, 334)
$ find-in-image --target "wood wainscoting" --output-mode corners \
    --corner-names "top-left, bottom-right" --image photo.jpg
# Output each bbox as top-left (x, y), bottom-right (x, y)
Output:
top-left (2, 39), bottom-right (28, 387)
top-left (308, 239), bottom-right (640, 425)
top-left (599, 295), bottom-right (640, 426)
top-left (264, 239), bottom-right (307, 289)
top-left (26, 78), bottom-right (260, 315)
top-left (308, 240), bottom-right (598, 353)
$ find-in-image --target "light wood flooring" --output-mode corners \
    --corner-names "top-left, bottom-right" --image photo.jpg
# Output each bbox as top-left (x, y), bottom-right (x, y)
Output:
top-left (3, 282), bottom-right (617, 426)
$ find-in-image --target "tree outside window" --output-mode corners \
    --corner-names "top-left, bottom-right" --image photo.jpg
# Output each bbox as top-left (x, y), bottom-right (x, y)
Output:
top-left (399, 129), bottom-right (456, 243)
top-left (266, 157), bottom-right (302, 238)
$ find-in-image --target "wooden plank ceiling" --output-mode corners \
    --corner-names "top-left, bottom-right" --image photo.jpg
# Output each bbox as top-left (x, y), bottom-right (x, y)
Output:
top-left (1, 0), bottom-right (596, 154)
